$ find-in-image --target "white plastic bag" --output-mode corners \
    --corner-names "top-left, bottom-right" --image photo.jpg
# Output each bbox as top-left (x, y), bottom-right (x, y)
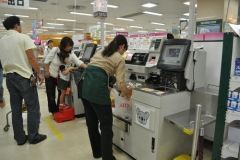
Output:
top-left (110, 89), bottom-right (132, 119)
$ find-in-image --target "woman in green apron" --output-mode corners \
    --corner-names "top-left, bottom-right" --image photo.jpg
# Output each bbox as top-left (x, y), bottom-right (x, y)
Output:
top-left (81, 35), bottom-right (132, 160)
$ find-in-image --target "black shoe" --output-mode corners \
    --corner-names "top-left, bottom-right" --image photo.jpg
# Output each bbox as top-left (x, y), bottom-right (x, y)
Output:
top-left (29, 134), bottom-right (47, 144)
top-left (18, 135), bottom-right (28, 146)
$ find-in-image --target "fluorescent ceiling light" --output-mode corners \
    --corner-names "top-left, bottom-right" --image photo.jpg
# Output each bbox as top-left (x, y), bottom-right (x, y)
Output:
top-left (97, 22), bottom-right (113, 25)
top-left (41, 26), bottom-right (55, 29)
top-left (143, 11), bottom-right (162, 16)
top-left (138, 30), bottom-right (147, 33)
top-left (4, 14), bottom-right (29, 18)
top-left (184, 2), bottom-right (197, 7)
top-left (183, 13), bottom-right (196, 16)
top-left (64, 31), bottom-right (75, 33)
top-left (114, 28), bottom-right (125, 31)
top-left (70, 12), bottom-right (92, 16)
top-left (57, 33), bottom-right (68, 35)
top-left (73, 28), bottom-right (83, 31)
top-left (151, 22), bottom-right (165, 25)
top-left (155, 29), bottom-right (166, 31)
top-left (47, 23), bottom-right (64, 26)
top-left (180, 18), bottom-right (189, 21)
top-left (181, 31), bottom-right (187, 34)
top-left (90, 2), bottom-right (118, 8)
top-left (142, 3), bottom-right (157, 8)
top-left (116, 18), bottom-right (134, 21)
top-left (29, 7), bottom-right (38, 10)
top-left (57, 18), bottom-right (76, 22)
top-left (129, 26), bottom-right (143, 29)
top-left (36, 29), bottom-right (48, 31)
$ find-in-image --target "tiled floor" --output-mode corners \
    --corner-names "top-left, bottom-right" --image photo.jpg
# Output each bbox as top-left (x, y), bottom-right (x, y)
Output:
top-left (0, 78), bottom-right (212, 160)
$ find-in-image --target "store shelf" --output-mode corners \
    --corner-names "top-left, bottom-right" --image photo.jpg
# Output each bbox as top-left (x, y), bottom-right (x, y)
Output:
top-left (221, 140), bottom-right (239, 159)
top-left (226, 110), bottom-right (240, 123)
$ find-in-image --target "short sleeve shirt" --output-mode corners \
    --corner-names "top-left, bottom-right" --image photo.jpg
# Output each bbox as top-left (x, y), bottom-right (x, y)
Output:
top-left (0, 30), bottom-right (36, 78)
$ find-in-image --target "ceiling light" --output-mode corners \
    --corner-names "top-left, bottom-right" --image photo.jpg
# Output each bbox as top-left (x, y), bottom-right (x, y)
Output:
top-left (57, 33), bottom-right (68, 35)
top-left (138, 30), bottom-right (147, 33)
top-left (181, 31), bottom-right (187, 33)
top-left (183, 13), bottom-right (196, 16)
top-left (47, 23), bottom-right (64, 26)
top-left (57, 18), bottom-right (76, 22)
top-left (180, 18), bottom-right (189, 21)
top-left (114, 28), bottom-right (125, 31)
top-left (155, 29), bottom-right (166, 31)
top-left (151, 22), bottom-right (165, 25)
top-left (184, 2), bottom-right (197, 7)
top-left (64, 31), bottom-right (75, 33)
top-left (41, 26), bottom-right (55, 29)
top-left (129, 26), bottom-right (143, 29)
top-left (36, 29), bottom-right (48, 31)
top-left (97, 22), bottom-right (113, 25)
top-left (70, 12), bottom-right (92, 16)
top-left (142, 3), bottom-right (157, 8)
top-left (143, 11), bottom-right (162, 16)
top-left (90, 2), bottom-right (119, 8)
top-left (116, 18), bottom-right (134, 21)
top-left (4, 14), bottom-right (29, 18)
top-left (73, 28), bottom-right (83, 31)
top-left (29, 7), bottom-right (38, 10)
top-left (20, 21), bottom-right (23, 23)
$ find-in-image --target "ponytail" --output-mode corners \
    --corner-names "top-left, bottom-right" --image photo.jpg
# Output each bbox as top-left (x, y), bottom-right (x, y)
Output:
top-left (102, 35), bottom-right (128, 57)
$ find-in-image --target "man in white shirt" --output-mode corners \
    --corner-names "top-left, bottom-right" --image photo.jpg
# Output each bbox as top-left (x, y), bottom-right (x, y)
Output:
top-left (0, 16), bottom-right (46, 145)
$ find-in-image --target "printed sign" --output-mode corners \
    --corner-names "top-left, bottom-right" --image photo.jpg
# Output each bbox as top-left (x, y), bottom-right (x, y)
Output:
top-left (93, 0), bottom-right (107, 18)
top-left (135, 104), bottom-right (151, 129)
top-left (0, 0), bottom-right (29, 9)
top-left (130, 32), bottom-right (167, 38)
top-left (116, 32), bottom-right (128, 37)
top-left (196, 19), bottom-right (222, 34)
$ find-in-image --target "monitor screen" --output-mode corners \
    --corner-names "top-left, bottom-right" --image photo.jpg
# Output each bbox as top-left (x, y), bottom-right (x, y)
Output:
top-left (157, 39), bottom-right (191, 71)
top-left (82, 46), bottom-right (93, 59)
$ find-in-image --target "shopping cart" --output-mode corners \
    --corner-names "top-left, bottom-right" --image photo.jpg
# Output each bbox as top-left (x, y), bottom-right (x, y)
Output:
top-left (3, 102), bottom-right (26, 132)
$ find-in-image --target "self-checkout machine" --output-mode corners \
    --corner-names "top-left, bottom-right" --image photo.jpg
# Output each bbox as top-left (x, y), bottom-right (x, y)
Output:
top-left (66, 43), bottom-right (97, 117)
top-left (112, 36), bottom-right (166, 157)
top-left (129, 38), bottom-right (207, 160)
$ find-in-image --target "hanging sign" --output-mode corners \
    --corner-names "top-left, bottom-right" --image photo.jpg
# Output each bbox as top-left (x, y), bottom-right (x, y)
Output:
top-left (32, 21), bottom-right (37, 39)
top-left (93, 0), bottom-right (107, 19)
top-left (0, 0), bottom-right (29, 9)
top-left (116, 32), bottom-right (128, 37)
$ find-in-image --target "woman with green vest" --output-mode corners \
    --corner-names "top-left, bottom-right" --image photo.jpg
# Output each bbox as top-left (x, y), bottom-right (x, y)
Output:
top-left (81, 35), bottom-right (132, 160)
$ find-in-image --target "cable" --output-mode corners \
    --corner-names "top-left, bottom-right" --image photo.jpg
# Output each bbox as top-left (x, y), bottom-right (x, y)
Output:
top-left (187, 51), bottom-right (196, 92)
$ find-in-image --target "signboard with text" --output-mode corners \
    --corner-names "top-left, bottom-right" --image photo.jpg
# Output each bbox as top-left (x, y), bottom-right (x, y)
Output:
top-left (93, 0), bottom-right (107, 19)
top-left (0, 0), bottom-right (29, 9)
top-left (196, 19), bottom-right (222, 34)
top-left (116, 32), bottom-right (128, 37)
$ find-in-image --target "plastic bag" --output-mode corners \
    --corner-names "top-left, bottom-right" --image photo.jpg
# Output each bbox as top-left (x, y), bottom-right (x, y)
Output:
top-left (110, 89), bottom-right (132, 119)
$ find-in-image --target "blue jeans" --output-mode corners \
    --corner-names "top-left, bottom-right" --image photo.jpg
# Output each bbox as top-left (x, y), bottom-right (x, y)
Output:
top-left (6, 73), bottom-right (41, 144)
top-left (0, 69), bottom-right (4, 102)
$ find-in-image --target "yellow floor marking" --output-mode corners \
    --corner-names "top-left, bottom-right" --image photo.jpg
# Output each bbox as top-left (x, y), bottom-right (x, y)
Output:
top-left (45, 115), bottom-right (63, 140)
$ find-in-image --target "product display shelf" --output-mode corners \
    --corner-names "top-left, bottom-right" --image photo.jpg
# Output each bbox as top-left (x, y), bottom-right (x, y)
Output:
top-left (222, 140), bottom-right (238, 159)
top-left (226, 110), bottom-right (240, 123)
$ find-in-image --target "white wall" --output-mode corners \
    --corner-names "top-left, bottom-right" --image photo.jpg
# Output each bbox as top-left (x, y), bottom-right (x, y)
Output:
top-left (194, 41), bottom-right (223, 88)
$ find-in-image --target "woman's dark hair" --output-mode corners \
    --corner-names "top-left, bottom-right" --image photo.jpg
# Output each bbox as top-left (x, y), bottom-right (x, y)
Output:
top-left (102, 35), bottom-right (128, 57)
top-left (167, 33), bottom-right (174, 39)
top-left (58, 52), bottom-right (69, 63)
top-left (3, 16), bottom-right (20, 30)
top-left (59, 37), bottom-right (74, 53)
top-left (47, 40), bottom-right (53, 44)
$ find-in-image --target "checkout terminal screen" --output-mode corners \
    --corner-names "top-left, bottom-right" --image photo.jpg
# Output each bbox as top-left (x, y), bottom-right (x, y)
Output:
top-left (82, 46), bottom-right (93, 59)
top-left (159, 45), bottom-right (186, 66)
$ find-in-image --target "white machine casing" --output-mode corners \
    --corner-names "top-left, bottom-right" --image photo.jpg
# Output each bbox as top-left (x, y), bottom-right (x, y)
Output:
top-left (125, 37), bottom-right (165, 83)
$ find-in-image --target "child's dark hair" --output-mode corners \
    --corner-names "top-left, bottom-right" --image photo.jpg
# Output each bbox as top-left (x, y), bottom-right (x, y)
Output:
top-left (58, 52), bottom-right (69, 63)
top-left (3, 16), bottom-right (20, 30)
top-left (59, 37), bottom-right (74, 53)
top-left (102, 35), bottom-right (128, 57)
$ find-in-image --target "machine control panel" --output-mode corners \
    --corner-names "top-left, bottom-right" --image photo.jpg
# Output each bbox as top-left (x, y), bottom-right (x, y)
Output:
top-left (125, 52), bottom-right (149, 66)
top-left (154, 39), bottom-right (161, 50)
